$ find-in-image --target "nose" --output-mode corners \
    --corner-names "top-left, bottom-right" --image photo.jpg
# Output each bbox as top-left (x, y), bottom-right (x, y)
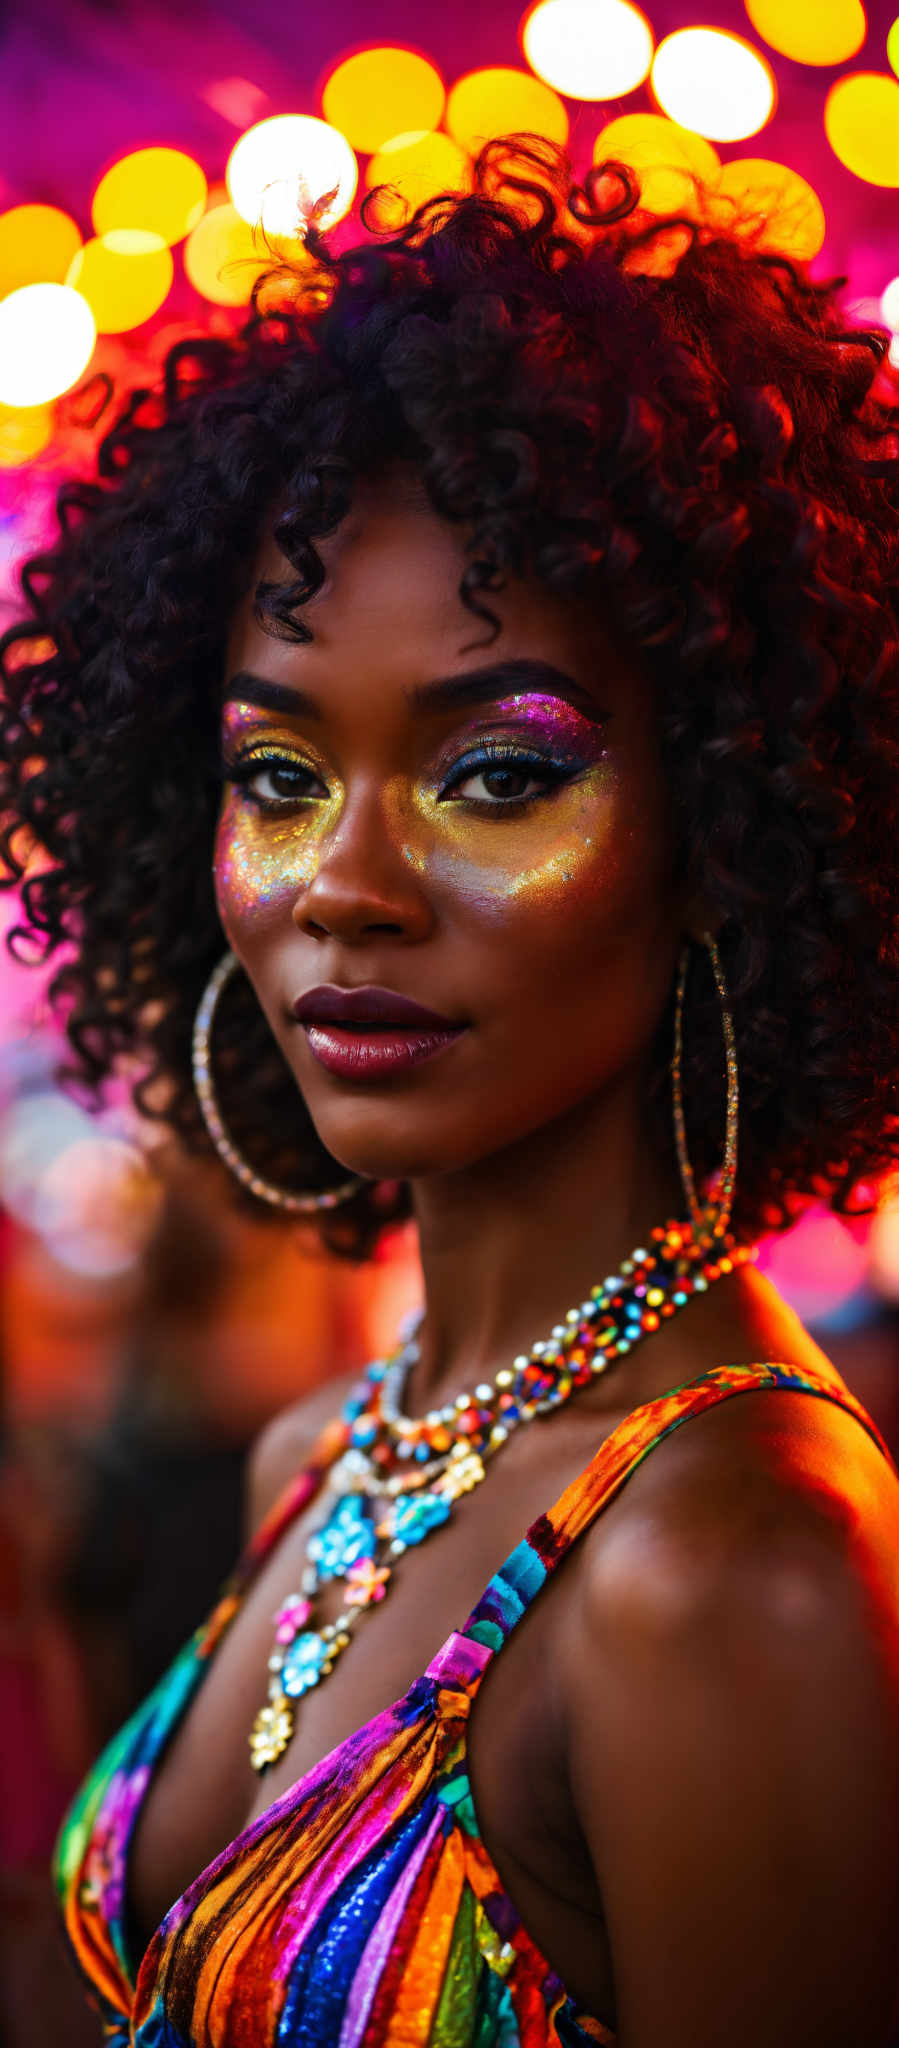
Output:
top-left (292, 783), bottom-right (433, 945)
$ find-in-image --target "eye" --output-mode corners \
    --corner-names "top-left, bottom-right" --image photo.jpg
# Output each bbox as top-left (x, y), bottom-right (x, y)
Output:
top-left (223, 751), bottom-right (324, 809)
top-left (440, 743), bottom-right (576, 808)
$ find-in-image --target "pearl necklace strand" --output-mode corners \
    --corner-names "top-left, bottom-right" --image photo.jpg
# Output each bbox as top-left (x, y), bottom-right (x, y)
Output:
top-left (250, 1218), bottom-right (755, 1771)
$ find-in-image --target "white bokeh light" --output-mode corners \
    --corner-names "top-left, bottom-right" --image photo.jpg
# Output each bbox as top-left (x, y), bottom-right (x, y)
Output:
top-left (881, 275), bottom-right (899, 330)
top-left (226, 115), bottom-right (357, 238)
top-left (522, 0), bottom-right (653, 102)
top-left (0, 282), bottom-right (95, 406)
top-left (651, 28), bottom-right (776, 143)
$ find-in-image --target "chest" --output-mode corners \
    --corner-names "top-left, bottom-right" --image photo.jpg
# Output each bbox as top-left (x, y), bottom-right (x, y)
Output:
top-left (125, 1409), bottom-right (624, 2002)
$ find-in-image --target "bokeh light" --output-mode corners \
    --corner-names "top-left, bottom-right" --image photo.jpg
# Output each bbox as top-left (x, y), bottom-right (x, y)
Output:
top-left (36, 1135), bottom-right (162, 1279)
top-left (759, 1209), bottom-right (870, 1325)
top-left (447, 67), bottom-right (568, 154)
top-left (184, 201), bottom-right (274, 304)
top-left (0, 402), bottom-right (53, 468)
top-left (709, 158), bottom-right (826, 258)
top-left (522, 0), bottom-right (654, 102)
top-left (824, 72), bottom-right (899, 186)
top-left (0, 203), bottom-right (82, 297)
top-left (744, 0), bottom-right (866, 66)
top-left (652, 28), bottom-right (776, 142)
top-left (881, 275), bottom-right (899, 328)
top-left (227, 115), bottom-right (357, 236)
top-left (593, 111), bottom-right (720, 214)
top-left (202, 77), bottom-right (269, 129)
top-left (0, 283), bottom-right (95, 406)
top-left (0, 1090), bottom-right (91, 1229)
top-left (889, 17), bottom-right (899, 77)
top-left (365, 130), bottom-right (472, 229)
top-left (67, 231), bottom-right (174, 333)
top-left (92, 147), bottom-right (207, 247)
top-left (322, 48), bottom-right (445, 155)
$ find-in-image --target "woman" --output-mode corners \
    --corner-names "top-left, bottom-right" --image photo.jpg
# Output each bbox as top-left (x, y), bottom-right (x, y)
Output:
top-left (2, 139), bottom-right (899, 2046)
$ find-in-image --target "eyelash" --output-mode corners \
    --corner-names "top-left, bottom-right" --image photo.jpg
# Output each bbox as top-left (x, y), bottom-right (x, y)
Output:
top-left (221, 741), bottom-right (583, 815)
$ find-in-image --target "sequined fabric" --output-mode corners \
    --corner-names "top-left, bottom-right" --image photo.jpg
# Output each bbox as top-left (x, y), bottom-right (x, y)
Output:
top-left (54, 1366), bottom-right (897, 2046)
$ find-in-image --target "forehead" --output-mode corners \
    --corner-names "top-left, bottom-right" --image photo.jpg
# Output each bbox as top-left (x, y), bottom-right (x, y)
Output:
top-left (225, 469), bottom-right (618, 705)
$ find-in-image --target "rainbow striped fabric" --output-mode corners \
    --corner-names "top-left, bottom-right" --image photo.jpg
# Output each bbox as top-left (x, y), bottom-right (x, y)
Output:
top-left (54, 1362), bottom-right (897, 2046)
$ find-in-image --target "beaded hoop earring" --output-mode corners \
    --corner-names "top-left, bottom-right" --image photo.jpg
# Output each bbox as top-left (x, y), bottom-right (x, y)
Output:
top-left (192, 949), bottom-right (369, 1213)
top-left (671, 930), bottom-right (739, 1243)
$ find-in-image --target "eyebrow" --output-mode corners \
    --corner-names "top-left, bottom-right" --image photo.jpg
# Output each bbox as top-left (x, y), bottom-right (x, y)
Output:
top-left (222, 659), bottom-right (607, 724)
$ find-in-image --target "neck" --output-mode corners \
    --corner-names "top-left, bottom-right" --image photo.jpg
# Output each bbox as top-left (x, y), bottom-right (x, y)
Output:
top-left (405, 1071), bottom-right (684, 1412)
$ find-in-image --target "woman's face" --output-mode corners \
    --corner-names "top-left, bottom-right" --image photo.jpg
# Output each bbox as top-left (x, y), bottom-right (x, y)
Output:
top-left (214, 471), bottom-right (685, 1184)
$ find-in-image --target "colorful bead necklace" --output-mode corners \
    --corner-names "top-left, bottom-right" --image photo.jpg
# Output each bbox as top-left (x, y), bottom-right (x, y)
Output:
top-left (250, 1218), bottom-right (756, 1771)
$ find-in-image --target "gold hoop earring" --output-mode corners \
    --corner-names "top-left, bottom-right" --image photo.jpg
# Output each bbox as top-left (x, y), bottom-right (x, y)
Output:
top-left (192, 950), bottom-right (370, 1214)
top-left (671, 931), bottom-right (738, 1244)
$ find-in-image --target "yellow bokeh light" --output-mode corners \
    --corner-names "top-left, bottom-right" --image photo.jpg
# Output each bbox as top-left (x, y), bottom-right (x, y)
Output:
top-left (652, 28), bottom-right (776, 142)
top-left (447, 67), bottom-right (568, 155)
top-left (92, 148), bottom-right (207, 248)
top-left (593, 111), bottom-right (720, 214)
top-left (67, 232), bottom-right (174, 334)
top-left (881, 275), bottom-right (899, 327)
top-left (322, 48), bottom-right (445, 155)
top-left (708, 158), bottom-right (826, 259)
top-left (0, 204), bottom-right (82, 298)
top-left (744, 0), bottom-right (866, 66)
top-left (0, 284), bottom-right (95, 407)
top-left (0, 402), bottom-right (53, 468)
top-left (825, 72), bottom-right (899, 185)
top-left (522, 0), bottom-right (653, 101)
top-left (184, 202), bottom-right (276, 305)
top-left (365, 131), bottom-right (472, 230)
top-left (227, 116), bottom-right (357, 237)
top-left (889, 17), bottom-right (899, 76)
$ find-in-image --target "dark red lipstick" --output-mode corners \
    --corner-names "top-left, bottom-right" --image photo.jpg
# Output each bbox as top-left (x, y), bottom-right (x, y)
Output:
top-left (292, 985), bottom-right (467, 1078)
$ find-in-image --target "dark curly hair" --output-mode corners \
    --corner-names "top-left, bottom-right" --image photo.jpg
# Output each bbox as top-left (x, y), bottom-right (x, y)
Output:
top-left (2, 136), bottom-right (899, 1260)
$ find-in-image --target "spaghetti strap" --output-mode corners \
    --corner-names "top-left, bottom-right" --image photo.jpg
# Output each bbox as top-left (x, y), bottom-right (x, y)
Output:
top-left (459, 1360), bottom-right (898, 1659)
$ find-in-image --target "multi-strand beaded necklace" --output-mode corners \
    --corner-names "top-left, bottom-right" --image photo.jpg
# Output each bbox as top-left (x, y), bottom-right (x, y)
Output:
top-left (250, 1218), bottom-right (755, 1771)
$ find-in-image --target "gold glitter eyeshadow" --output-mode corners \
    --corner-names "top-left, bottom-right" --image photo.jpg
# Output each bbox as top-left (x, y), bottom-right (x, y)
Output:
top-left (214, 788), bottom-right (337, 912)
top-left (214, 689), bottom-right (615, 915)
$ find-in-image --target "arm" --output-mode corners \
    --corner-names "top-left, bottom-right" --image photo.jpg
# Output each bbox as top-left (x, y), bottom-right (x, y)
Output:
top-left (562, 1414), bottom-right (899, 2048)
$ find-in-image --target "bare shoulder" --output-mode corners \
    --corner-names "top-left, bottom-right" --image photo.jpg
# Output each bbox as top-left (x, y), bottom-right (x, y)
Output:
top-left (581, 1361), bottom-right (899, 1621)
top-left (558, 1367), bottom-right (899, 2046)
top-left (244, 1365), bottom-right (363, 1539)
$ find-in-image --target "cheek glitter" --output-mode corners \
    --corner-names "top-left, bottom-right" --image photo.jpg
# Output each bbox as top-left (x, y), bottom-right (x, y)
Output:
top-left (416, 747), bottom-right (617, 913)
top-left (487, 775), bottom-right (616, 906)
top-left (213, 690), bottom-right (615, 921)
top-left (216, 699), bottom-right (347, 920)
top-left (213, 787), bottom-right (340, 919)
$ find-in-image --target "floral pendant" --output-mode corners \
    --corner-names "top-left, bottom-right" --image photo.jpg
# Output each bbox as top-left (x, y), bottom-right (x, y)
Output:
top-left (383, 1491), bottom-right (452, 1550)
top-left (307, 1494), bottom-right (376, 1580)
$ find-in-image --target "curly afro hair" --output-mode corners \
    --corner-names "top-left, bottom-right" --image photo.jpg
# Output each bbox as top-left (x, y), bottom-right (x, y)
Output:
top-left (2, 136), bottom-right (899, 1260)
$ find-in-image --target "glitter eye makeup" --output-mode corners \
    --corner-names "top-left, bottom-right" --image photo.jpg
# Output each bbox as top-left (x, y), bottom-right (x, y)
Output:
top-left (215, 704), bottom-right (340, 912)
top-left (219, 700), bottom-right (327, 815)
top-left (434, 693), bottom-right (607, 808)
top-left (219, 690), bottom-right (608, 816)
top-left (215, 680), bottom-right (616, 918)
top-left (475, 693), bottom-right (608, 750)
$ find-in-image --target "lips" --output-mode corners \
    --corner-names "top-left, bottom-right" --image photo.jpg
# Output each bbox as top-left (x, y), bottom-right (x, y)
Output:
top-left (292, 985), bottom-right (459, 1030)
top-left (293, 985), bottom-right (467, 1081)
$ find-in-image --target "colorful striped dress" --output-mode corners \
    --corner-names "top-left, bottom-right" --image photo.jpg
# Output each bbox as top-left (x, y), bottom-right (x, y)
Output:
top-left (54, 1361), bottom-right (898, 2047)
